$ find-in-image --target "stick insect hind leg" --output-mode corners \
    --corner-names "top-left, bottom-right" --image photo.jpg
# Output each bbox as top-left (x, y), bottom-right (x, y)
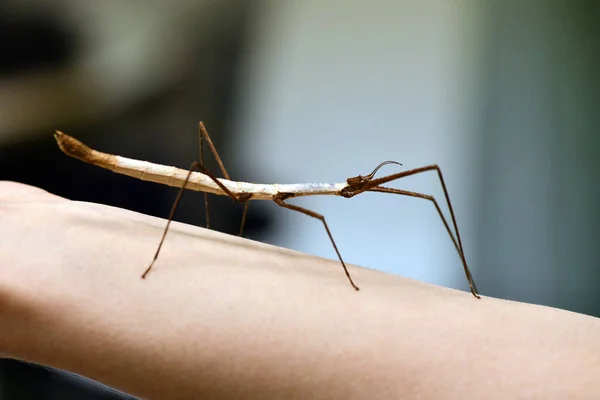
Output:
top-left (197, 121), bottom-right (250, 236)
top-left (341, 163), bottom-right (480, 298)
top-left (141, 122), bottom-right (251, 278)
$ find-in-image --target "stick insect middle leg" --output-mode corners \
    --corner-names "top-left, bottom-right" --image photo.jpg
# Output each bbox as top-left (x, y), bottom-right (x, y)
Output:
top-left (273, 195), bottom-right (360, 291)
top-left (141, 122), bottom-right (250, 278)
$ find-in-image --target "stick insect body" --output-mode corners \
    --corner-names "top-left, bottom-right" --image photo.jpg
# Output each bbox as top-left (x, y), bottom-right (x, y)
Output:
top-left (54, 123), bottom-right (480, 298)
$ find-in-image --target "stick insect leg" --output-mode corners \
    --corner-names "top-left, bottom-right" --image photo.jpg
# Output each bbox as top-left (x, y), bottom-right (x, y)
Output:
top-left (360, 165), bottom-right (479, 298)
top-left (273, 197), bottom-right (359, 291)
top-left (141, 160), bottom-right (251, 279)
top-left (367, 185), bottom-right (479, 297)
top-left (239, 202), bottom-right (249, 236)
top-left (197, 121), bottom-right (249, 235)
top-left (199, 124), bottom-right (210, 229)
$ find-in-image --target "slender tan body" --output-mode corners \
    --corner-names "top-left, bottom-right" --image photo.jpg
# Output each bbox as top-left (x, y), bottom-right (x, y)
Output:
top-left (54, 131), bottom-right (346, 200)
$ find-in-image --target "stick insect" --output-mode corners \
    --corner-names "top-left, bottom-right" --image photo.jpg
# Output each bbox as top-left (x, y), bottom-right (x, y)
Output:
top-left (54, 122), bottom-right (480, 298)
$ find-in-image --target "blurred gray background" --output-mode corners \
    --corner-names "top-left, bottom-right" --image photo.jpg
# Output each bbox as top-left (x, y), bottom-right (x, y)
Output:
top-left (1, 0), bottom-right (598, 398)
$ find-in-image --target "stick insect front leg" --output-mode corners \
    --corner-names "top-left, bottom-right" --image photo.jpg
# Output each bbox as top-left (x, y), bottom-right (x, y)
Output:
top-left (368, 186), bottom-right (461, 258)
top-left (142, 122), bottom-right (251, 278)
top-left (366, 185), bottom-right (478, 297)
top-left (273, 194), bottom-right (360, 291)
top-left (342, 163), bottom-right (480, 298)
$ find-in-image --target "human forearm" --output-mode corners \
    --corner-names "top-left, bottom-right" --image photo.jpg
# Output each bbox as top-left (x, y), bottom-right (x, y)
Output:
top-left (1, 182), bottom-right (599, 399)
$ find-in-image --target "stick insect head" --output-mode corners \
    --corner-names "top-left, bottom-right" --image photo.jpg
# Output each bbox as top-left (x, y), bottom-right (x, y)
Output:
top-left (341, 160), bottom-right (402, 197)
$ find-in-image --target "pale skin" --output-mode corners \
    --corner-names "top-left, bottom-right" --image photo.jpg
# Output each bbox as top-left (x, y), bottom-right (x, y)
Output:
top-left (1, 181), bottom-right (599, 400)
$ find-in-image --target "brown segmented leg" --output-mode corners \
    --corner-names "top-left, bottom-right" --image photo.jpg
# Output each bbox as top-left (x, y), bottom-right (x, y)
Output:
top-left (197, 121), bottom-right (250, 233)
top-left (366, 185), bottom-right (478, 297)
top-left (273, 196), bottom-right (359, 291)
top-left (142, 123), bottom-right (250, 279)
top-left (356, 164), bottom-right (479, 298)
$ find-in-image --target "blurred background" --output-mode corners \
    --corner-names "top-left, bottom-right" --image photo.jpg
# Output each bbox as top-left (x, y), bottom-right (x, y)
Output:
top-left (1, 0), bottom-right (598, 398)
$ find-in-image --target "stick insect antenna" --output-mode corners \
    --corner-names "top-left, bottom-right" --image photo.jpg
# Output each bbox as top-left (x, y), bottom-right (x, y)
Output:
top-left (365, 160), bottom-right (402, 179)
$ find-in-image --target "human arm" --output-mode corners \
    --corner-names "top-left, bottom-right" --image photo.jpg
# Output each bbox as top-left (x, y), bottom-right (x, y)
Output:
top-left (1, 181), bottom-right (599, 399)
